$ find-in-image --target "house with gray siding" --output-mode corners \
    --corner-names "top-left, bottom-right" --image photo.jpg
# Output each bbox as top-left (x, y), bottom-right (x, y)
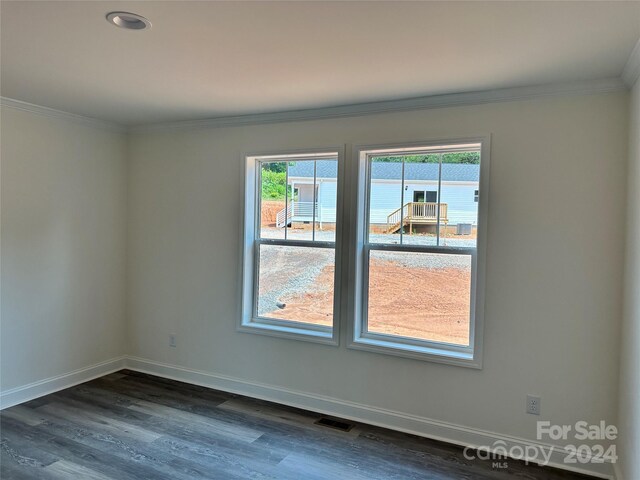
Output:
top-left (281, 161), bottom-right (479, 230)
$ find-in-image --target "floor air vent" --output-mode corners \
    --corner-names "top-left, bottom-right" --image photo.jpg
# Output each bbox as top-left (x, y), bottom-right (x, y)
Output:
top-left (314, 417), bottom-right (355, 432)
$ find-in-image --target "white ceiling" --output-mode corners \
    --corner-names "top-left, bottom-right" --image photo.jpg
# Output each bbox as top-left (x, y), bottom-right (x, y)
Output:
top-left (2, 1), bottom-right (639, 126)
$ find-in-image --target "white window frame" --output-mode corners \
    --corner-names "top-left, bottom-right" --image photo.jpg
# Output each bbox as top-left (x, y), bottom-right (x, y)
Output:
top-left (346, 137), bottom-right (490, 368)
top-left (239, 147), bottom-right (345, 345)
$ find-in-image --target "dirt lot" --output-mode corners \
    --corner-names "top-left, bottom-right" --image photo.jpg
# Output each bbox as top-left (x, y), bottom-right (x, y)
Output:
top-left (260, 253), bottom-right (471, 346)
top-left (261, 200), bottom-right (285, 227)
top-left (258, 199), bottom-right (472, 346)
top-left (262, 264), bottom-right (336, 326)
top-left (367, 259), bottom-right (470, 345)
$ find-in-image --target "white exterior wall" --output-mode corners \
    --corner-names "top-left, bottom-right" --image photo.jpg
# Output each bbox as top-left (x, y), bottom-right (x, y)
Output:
top-left (317, 180), bottom-right (338, 223)
top-left (295, 183), bottom-right (315, 203)
top-left (369, 181), bottom-right (479, 225)
top-left (369, 182), bottom-right (402, 224)
top-left (289, 181), bottom-right (338, 223)
top-left (296, 179), bottom-right (479, 225)
top-left (440, 184), bottom-right (479, 225)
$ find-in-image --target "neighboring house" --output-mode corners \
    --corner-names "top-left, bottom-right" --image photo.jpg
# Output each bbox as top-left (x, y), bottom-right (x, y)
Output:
top-left (280, 161), bottom-right (479, 231)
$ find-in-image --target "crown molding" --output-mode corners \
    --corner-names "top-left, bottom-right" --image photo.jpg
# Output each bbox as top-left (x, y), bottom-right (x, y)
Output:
top-left (0, 97), bottom-right (126, 133)
top-left (622, 38), bottom-right (640, 88)
top-left (130, 77), bottom-right (626, 134)
top-left (1, 76), bottom-right (628, 135)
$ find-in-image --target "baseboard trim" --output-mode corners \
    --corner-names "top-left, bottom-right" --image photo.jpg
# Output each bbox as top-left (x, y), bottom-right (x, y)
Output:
top-left (125, 356), bottom-right (614, 479)
top-left (0, 356), bottom-right (127, 410)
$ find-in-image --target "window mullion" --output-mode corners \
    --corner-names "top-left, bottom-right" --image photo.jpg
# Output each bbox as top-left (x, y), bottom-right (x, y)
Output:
top-left (284, 162), bottom-right (289, 240)
top-left (364, 154), bottom-right (373, 245)
top-left (436, 153), bottom-right (442, 246)
top-left (367, 243), bottom-right (476, 256)
top-left (257, 238), bottom-right (335, 249)
top-left (252, 240), bottom-right (261, 318)
top-left (312, 160), bottom-right (317, 242)
top-left (255, 164), bottom-right (262, 242)
top-left (400, 160), bottom-right (405, 245)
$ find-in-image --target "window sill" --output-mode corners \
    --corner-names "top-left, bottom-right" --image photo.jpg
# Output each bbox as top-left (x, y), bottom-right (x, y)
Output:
top-left (348, 335), bottom-right (482, 369)
top-left (238, 319), bottom-right (338, 346)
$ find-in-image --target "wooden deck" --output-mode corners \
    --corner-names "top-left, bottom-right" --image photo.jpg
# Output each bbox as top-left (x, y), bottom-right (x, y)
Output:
top-left (386, 202), bottom-right (448, 234)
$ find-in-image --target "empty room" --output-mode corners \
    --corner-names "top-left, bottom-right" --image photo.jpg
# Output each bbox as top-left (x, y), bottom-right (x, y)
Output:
top-left (1, 1), bottom-right (639, 479)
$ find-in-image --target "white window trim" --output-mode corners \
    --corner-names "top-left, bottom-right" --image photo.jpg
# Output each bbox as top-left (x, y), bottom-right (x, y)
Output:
top-left (346, 136), bottom-right (490, 368)
top-left (239, 147), bottom-right (345, 346)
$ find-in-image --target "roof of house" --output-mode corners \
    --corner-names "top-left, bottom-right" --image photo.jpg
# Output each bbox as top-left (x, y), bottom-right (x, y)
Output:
top-left (287, 161), bottom-right (479, 182)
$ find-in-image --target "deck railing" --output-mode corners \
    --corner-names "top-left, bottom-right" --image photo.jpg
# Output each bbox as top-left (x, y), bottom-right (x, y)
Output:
top-left (275, 202), bottom-right (319, 228)
top-left (386, 202), bottom-right (448, 233)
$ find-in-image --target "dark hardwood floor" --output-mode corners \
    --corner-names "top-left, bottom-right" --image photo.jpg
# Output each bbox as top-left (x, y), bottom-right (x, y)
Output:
top-left (1, 370), bottom-right (593, 479)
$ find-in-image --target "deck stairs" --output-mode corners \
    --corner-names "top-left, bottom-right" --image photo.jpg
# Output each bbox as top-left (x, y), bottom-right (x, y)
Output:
top-left (385, 202), bottom-right (448, 234)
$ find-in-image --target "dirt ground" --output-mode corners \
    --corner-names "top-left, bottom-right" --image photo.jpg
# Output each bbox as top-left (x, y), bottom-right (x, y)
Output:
top-left (263, 264), bottom-right (336, 325)
top-left (259, 199), bottom-right (472, 346)
top-left (264, 258), bottom-right (470, 346)
top-left (261, 200), bottom-right (284, 227)
top-left (366, 259), bottom-right (470, 345)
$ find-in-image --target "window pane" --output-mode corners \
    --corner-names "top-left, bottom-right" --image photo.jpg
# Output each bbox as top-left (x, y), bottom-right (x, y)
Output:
top-left (314, 160), bottom-right (338, 242)
top-left (439, 151), bottom-right (480, 247)
top-left (285, 159), bottom-right (338, 242)
top-left (367, 250), bottom-right (472, 346)
top-left (368, 156), bottom-right (403, 244)
top-left (257, 244), bottom-right (334, 326)
top-left (259, 161), bottom-right (287, 239)
top-left (402, 156), bottom-right (439, 247)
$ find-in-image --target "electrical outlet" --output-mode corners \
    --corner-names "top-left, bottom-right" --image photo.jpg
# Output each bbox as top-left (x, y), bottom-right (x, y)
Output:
top-left (169, 334), bottom-right (177, 348)
top-left (526, 394), bottom-right (541, 415)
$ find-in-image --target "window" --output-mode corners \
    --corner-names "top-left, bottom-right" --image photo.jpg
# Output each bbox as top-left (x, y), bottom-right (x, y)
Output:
top-left (413, 190), bottom-right (438, 203)
top-left (349, 139), bottom-right (488, 367)
top-left (240, 138), bottom-right (488, 367)
top-left (240, 150), bottom-right (342, 344)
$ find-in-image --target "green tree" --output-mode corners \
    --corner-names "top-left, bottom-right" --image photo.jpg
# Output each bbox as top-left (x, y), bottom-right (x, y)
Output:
top-left (262, 162), bottom-right (287, 173)
top-left (261, 170), bottom-right (287, 199)
top-left (261, 162), bottom-right (299, 200)
top-left (373, 152), bottom-right (479, 164)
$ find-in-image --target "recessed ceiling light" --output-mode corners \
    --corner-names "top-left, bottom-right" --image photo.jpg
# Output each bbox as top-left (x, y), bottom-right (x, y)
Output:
top-left (106, 12), bottom-right (151, 31)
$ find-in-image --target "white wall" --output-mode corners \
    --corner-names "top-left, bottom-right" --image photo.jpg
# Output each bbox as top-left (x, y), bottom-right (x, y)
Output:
top-left (439, 184), bottom-right (478, 225)
top-left (127, 91), bottom-right (628, 465)
top-left (370, 183), bottom-right (402, 224)
top-left (317, 181), bottom-right (336, 224)
top-left (368, 182), bottom-right (479, 225)
top-left (1, 107), bottom-right (128, 391)
top-left (619, 80), bottom-right (640, 479)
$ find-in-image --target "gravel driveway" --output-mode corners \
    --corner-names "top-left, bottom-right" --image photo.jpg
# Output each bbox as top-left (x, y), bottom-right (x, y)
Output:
top-left (257, 245), bottom-right (334, 317)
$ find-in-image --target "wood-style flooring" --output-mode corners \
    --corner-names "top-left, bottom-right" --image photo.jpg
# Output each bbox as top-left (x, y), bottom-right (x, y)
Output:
top-left (1, 370), bottom-right (594, 479)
